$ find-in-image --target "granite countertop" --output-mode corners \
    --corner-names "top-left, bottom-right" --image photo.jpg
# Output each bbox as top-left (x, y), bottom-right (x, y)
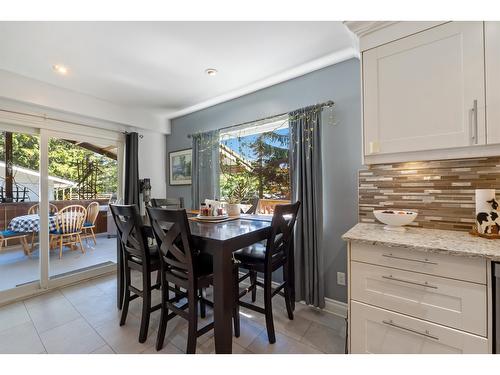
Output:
top-left (342, 223), bottom-right (500, 261)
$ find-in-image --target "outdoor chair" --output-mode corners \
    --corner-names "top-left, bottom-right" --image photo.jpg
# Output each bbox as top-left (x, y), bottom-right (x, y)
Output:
top-left (49, 204), bottom-right (87, 259)
top-left (28, 203), bottom-right (59, 250)
top-left (82, 201), bottom-right (100, 245)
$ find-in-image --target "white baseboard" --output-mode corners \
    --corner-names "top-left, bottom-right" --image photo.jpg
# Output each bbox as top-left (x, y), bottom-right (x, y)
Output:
top-left (243, 272), bottom-right (348, 319)
top-left (324, 298), bottom-right (348, 318)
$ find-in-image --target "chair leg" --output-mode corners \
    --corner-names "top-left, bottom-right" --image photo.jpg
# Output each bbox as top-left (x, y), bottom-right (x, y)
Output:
top-left (30, 232), bottom-right (36, 252)
top-left (120, 265), bottom-right (131, 326)
top-left (21, 236), bottom-right (31, 257)
top-left (78, 235), bottom-right (85, 254)
top-left (139, 271), bottom-right (151, 343)
top-left (344, 317), bottom-right (349, 354)
top-left (155, 269), bottom-right (161, 288)
top-left (156, 273), bottom-right (169, 351)
top-left (91, 228), bottom-right (97, 245)
top-left (250, 270), bottom-right (257, 302)
top-left (263, 271), bottom-right (276, 344)
top-left (187, 286), bottom-right (198, 354)
top-left (233, 267), bottom-right (240, 338)
top-left (283, 263), bottom-right (294, 320)
top-left (199, 288), bottom-right (206, 319)
top-left (59, 237), bottom-right (63, 259)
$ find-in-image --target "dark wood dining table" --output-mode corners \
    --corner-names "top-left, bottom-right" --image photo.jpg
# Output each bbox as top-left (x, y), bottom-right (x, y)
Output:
top-left (117, 213), bottom-right (288, 354)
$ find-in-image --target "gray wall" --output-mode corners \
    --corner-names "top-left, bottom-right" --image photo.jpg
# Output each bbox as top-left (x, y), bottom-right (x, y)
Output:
top-left (167, 58), bottom-right (361, 302)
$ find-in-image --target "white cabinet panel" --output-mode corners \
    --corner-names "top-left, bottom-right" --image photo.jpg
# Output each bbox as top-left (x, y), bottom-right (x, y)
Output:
top-left (350, 242), bottom-right (487, 284)
top-left (351, 261), bottom-right (487, 336)
top-left (351, 301), bottom-right (488, 354)
top-left (485, 21), bottom-right (500, 144)
top-left (363, 21), bottom-right (485, 155)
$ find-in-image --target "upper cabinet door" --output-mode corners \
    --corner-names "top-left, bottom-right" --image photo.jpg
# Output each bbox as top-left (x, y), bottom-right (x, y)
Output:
top-left (363, 22), bottom-right (485, 156)
top-left (485, 22), bottom-right (500, 145)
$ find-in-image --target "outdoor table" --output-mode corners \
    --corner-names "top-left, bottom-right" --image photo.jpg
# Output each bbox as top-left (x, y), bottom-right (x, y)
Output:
top-left (8, 214), bottom-right (58, 233)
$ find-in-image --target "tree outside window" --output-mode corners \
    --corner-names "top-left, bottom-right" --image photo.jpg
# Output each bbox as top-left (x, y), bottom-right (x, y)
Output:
top-left (220, 124), bottom-right (290, 206)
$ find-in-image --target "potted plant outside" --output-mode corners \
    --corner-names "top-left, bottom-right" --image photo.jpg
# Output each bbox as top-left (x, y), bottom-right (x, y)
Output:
top-left (222, 173), bottom-right (253, 217)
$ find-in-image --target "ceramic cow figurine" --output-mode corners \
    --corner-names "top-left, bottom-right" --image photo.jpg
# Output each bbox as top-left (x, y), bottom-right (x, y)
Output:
top-left (476, 198), bottom-right (500, 234)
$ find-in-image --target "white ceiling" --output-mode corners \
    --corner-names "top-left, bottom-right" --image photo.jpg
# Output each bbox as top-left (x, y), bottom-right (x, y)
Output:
top-left (0, 22), bottom-right (357, 120)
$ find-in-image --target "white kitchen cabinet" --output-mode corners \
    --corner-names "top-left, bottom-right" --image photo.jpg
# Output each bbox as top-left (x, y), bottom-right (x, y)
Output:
top-left (351, 301), bottom-right (488, 354)
top-left (363, 21), bottom-right (485, 156)
top-left (485, 21), bottom-right (500, 145)
top-left (343, 229), bottom-right (492, 354)
top-left (351, 261), bottom-right (487, 336)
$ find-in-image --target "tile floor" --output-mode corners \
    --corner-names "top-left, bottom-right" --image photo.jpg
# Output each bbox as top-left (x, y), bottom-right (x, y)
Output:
top-left (0, 272), bottom-right (346, 354)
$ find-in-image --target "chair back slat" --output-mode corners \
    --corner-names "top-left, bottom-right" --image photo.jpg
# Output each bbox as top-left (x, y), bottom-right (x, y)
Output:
top-left (151, 197), bottom-right (184, 209)
top-left (56, 205), bottom-right (86, 234)
top-left (266, 202), bottom-right (300, 263)
top-left (110, 204), bottom-right (150, 262)
top-left (86, 202), bottom-right (100, 225)
top-left (147, 207), bottom-right (195, 281)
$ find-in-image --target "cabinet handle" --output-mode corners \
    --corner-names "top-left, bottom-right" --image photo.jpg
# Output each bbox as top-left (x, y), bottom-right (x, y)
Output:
top-left (382, 320), bottom-right (439, 340)
top-left (382, 253), bottom-right (438, 265)
top-left (382, 275), bottom-right (438, 289)
top-left (471, 99), bottom-right (478, 144)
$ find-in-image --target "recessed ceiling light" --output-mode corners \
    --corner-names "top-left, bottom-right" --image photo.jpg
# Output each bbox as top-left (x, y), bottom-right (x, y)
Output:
top-left (52, 64), bottom-right (69, 75)
top-left (205, 68), bottom-right (218, 76)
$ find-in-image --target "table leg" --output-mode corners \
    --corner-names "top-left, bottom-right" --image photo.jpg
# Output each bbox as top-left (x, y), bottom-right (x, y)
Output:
top-left (212, 249), bottom-right (234, 354)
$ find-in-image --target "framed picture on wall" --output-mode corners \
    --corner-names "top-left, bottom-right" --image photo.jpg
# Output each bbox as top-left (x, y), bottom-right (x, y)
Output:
top-left (169, 148), bottom-right (192, 185)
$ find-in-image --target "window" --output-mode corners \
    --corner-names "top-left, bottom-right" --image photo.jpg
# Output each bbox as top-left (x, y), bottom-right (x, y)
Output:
top-left (219, 115), bottom-right (290, 214)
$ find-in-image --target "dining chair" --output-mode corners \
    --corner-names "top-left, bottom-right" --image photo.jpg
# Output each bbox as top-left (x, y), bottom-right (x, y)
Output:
top-left (82, 201), bottom-right (100, 245)
top-left (234, 201), bottom-right (300, 344)
top-left (150, 199), bottom-right (208, 315)
top-left (28, 203), bottom-right (59, 250)
top-left (49, 204), bottom-right (87, 259)
top-left (28, 202), bottom-right (59, 215)
top-left (147, 207), bottom-right (231, 354)
top-left (151, 197), bottom-right (185, 209)
top-left (110, 204), bottom-right (161, 343)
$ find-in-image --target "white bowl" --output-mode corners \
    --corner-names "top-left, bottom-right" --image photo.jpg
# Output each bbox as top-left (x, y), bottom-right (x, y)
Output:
top-left (373, 210), bottom-right (418, 231)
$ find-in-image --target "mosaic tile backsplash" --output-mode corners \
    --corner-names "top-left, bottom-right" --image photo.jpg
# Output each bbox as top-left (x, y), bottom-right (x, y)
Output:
top-left (359, 156), bottom-right (500, 231)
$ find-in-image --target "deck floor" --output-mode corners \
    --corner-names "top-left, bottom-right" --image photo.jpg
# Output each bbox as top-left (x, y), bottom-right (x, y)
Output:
top-left (0, 234), bottom-right (117, 291)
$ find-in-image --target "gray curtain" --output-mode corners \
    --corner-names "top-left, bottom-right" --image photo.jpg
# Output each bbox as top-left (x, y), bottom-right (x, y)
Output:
top-left (118, 132), bottom-right (140, 308)
top-left (191, 129), bottom-right (220, 209)
top-left (124, 132), bottom-right (140, 205)
top-left (290, 106), bottom-right (325, 308)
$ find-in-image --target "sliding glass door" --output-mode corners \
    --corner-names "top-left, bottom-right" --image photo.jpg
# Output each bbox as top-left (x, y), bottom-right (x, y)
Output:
top-left (47, 133), bottom-right (120, 281)
top-left (0, 125), bottom-right (40, 294)
top-left (0, 121), bottom-right (123, 303)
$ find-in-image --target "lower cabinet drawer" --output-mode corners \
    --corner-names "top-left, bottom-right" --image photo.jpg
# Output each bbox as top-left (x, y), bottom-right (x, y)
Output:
top-left (350, 301), bottom-right (489, 354)
top-left (351, 261), bottom-right (487, 336)
top-left (350, 242), bottom-right (486, 284)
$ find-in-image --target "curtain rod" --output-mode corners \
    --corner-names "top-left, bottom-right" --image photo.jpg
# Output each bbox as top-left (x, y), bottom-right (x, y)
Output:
top-left (187, 100), bottom-right (334, 138)
top-left (0, 108), bottom-right (143, 138)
